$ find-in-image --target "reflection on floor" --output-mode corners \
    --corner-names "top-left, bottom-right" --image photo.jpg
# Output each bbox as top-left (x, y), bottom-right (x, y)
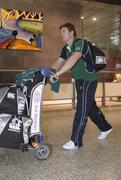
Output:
top-left (43, 97), bottom-right (121, 111)
top-left (0, 106), bottom-right (121, 180)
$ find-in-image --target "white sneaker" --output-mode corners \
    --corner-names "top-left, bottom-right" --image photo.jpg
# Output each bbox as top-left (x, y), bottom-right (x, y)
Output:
top-left (97, 128), bottom-right (113, 140)
top-left (62, 140), bottom-right (78, 150)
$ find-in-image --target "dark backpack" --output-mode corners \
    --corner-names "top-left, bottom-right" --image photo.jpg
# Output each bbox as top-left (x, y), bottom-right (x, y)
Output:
top-left (82, 40), bottom-right (107, 72)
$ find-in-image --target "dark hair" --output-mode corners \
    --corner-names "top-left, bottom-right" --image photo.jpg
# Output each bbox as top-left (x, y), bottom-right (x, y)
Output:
top-left (59, 22), bottom-right (77, 37)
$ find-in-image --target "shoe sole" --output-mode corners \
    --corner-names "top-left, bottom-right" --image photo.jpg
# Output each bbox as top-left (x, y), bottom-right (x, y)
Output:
top-left (62, 146), bottom-right (78, 150)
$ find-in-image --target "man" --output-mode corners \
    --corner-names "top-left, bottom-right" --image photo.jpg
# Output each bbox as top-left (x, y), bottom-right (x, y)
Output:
top-left (50, 22), bottom-right (112, 150)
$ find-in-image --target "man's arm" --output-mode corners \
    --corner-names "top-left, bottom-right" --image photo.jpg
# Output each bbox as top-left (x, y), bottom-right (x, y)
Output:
top-left (51, 57), bottom-right (65, 71)
top-left (57, 51), bottom-right (82, 76)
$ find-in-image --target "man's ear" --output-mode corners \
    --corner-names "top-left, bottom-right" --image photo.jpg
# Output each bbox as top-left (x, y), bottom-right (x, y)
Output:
top-left (71, 30), bottom-right (74, 37)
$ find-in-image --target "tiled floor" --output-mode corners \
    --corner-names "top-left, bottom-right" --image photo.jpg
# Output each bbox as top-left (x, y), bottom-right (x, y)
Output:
top-left (0, 106), bottom-right (121, 180)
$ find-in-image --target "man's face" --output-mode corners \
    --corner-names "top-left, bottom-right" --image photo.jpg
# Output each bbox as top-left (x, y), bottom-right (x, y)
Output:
top-left (60, 27), bottom-right (73, 42)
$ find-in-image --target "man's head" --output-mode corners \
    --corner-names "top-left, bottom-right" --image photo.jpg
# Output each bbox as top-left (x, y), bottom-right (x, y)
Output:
top-left (59, 22), bottom-right (77, 43)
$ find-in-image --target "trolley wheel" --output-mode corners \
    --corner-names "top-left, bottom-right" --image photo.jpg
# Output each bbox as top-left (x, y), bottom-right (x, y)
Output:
top-left (34, 144), bottom-right (51, 160)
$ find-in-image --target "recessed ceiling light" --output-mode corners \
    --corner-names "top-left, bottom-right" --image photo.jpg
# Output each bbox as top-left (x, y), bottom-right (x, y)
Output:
top-left (110, 36), bottom-right (114, 39)
top-left (80, 16), bottom-right (84, 19)
top-left (92, 17), bottom-right (97, 21)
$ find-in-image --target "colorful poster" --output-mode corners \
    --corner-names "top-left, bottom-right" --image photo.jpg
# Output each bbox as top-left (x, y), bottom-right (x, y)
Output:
top-left (0, 8), bottom-right (43, 51)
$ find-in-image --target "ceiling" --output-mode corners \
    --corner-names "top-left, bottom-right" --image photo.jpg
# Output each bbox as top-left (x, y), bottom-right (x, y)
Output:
top-left (80, 0), bottom-right (121, 51)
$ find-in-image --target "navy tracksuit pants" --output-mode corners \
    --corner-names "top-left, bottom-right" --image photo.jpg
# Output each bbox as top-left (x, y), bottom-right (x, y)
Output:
top-left (71, 79), bottom-right (112, 147)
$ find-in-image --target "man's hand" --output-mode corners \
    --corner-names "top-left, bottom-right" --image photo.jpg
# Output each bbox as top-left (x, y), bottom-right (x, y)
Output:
top-left (49, 69), bottom-right (59, 83)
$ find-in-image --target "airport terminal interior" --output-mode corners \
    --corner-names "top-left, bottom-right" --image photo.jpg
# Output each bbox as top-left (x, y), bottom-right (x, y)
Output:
top-left (0, 0), bottom-right (121, 180)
